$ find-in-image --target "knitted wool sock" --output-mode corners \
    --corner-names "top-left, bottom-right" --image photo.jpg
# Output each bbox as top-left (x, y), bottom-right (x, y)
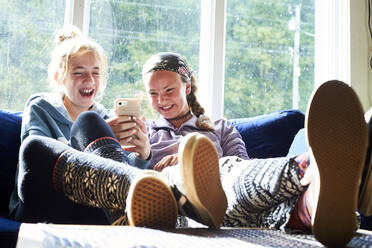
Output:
top-left (17, 136), bottom-right (69, 203)
top-left (237, 157), bottom-right (306, 209)
top-left (70, 112), bottom-right (141, 224)
top-left (84, 136), bottom-right (130, 162)
top-left (82, 136), bottom-right (137, 224)
top-left (16, 136), bottom-right (110, 224)
top-left (222, 156), bottom-right (307, 229)
top-left (53, 148), bottom-right (140, 210)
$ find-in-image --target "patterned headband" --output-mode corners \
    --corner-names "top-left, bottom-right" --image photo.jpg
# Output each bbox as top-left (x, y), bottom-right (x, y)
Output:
top-left (143, 53), bottom-right (193, 81)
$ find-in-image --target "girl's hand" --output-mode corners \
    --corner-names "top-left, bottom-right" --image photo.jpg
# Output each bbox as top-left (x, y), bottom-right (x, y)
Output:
top-left (106, 116), bottom-right (151, 160)
top-left (153, 154), bottom-right (178, 171)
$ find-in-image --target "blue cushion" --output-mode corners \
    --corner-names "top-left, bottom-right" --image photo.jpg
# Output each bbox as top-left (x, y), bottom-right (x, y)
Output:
top-left (286, 128), bottom-right (310, 157)
top-left (0, 217), bottom-right (20, 233)
top-left (0, 110), bottom-right (22, 218)
top-left (231, 110), bottom-right (305, 158)
top-left (0, 217), bottom-right (20, 247)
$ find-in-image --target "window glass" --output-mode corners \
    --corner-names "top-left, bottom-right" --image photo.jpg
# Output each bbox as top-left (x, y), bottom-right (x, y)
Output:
top-left (89, 0), bottom-right (201, 118)
top-left (224, 0), bottom-right (315, 118)
top-left (0, 0), bottom-right (65, 111)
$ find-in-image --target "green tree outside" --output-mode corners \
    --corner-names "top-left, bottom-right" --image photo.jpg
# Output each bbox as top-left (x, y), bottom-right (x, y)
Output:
top-left (0, 0), bottom-right (314, 121)
top-left (0, 0), bottom-right (64, 110)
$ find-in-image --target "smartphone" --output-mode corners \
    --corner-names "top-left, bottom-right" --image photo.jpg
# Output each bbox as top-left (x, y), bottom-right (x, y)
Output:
top-left (114, 98), bottom-right (141, 117)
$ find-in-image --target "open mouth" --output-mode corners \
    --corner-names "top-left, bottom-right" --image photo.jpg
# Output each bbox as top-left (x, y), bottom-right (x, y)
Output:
top-left (160, 105), bottom-right (173, 111)
top-left (79, 88), bottom-right (94, 97)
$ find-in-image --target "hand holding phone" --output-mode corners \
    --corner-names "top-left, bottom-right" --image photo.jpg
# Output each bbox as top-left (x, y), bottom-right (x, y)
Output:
top-left (114, 98), bottom-right (141, 117)
top-left (110, 98), bottom-right (150, 160)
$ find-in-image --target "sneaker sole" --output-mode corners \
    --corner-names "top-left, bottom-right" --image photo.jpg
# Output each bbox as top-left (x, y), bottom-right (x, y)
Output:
top-left (126, 173), bottom-right (178, 229)
top-left (179, 133), bottom-right (227, 228)
top-left (306, 80), bottom-right (368, 247)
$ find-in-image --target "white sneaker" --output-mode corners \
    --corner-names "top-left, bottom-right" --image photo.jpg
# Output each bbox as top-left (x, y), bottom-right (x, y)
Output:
top-left (178, 132), bottom-right (227, 228)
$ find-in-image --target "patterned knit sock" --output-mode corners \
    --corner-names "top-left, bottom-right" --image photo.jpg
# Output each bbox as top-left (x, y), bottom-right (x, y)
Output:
top-left (70, 112), bottom-right (141, 224)
top-left (17, 136), bottom-right (70, 203)
top-left (84, 136), bottom-right (130, 162)
top-left (15, 136), bottom-right (111, 224)
top-left (222, 157), bottom-right (307, 229)
top-left (53, 149), bottom-right (140, 210)
top-left (83, 137), bottom-right (138, 224)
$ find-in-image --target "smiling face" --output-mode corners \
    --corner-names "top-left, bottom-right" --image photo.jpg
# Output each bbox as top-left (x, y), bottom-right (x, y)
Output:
top-left (144, 70), bottom-right (191, 119)
top-left (61, 51), bottom-right (101, 118)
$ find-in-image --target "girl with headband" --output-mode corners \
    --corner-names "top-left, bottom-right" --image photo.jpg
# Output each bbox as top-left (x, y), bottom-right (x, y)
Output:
top-left (142, 52), bottom-right (371, 247)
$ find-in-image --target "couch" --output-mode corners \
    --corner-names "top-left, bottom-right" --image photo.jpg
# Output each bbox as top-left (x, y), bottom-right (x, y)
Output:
top-left (0, 109), bottom-right (307, 246)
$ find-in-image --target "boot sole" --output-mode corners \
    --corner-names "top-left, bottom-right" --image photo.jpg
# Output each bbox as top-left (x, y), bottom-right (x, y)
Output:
top-left (306, 80), bottom-right (368, 247)
top-left (127, 173), bottom-right (178, 229)
top-left (180, 133), bottom-right (227, 228)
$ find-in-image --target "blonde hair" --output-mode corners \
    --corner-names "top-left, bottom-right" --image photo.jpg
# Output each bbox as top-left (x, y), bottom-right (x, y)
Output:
top-left (48, 25), bottom-right (108, 99)
top-left (142, 52), bottom-right (215, 131)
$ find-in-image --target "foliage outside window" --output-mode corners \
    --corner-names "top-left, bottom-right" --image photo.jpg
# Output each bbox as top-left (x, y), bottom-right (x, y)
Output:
top-left (0, 0), bottom-right (65, 111)
top-left (89, 0), bottom-right (201, 119)
top-left (224, 0), bottom-right (314, 118)
top-left (0, 0), bottom-right (314, 120)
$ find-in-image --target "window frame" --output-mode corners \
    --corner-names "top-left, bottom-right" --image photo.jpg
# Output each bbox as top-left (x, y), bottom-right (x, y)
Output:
top-left (65, 0), bottom-right (91, 36)
top-left (315, 0), bottom-right (370, 111)
top-left (198, 0), bottom-right (226, 120)
top-left (314, 0), bottom-right (350, 87)
top-left (350, 0), bottom-right (371, 111)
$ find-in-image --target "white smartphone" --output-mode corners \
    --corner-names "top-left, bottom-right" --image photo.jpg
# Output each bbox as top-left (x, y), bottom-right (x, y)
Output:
top-left (114, 98), bottom-right (141, 117)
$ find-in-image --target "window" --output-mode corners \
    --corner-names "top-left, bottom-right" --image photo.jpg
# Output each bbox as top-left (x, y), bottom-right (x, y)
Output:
top-left (0, 0), bottom-right (65, 111)
top-left (224, 0), bottom-right (315, 118)
top-left (89, 0), bottom-right (201, 119)
top-left (2, 0), bottom-right (359, 119)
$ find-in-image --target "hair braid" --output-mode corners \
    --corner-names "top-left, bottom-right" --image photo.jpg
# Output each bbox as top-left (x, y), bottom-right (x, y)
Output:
top-left (186, 76), bottom-right (215, 131)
